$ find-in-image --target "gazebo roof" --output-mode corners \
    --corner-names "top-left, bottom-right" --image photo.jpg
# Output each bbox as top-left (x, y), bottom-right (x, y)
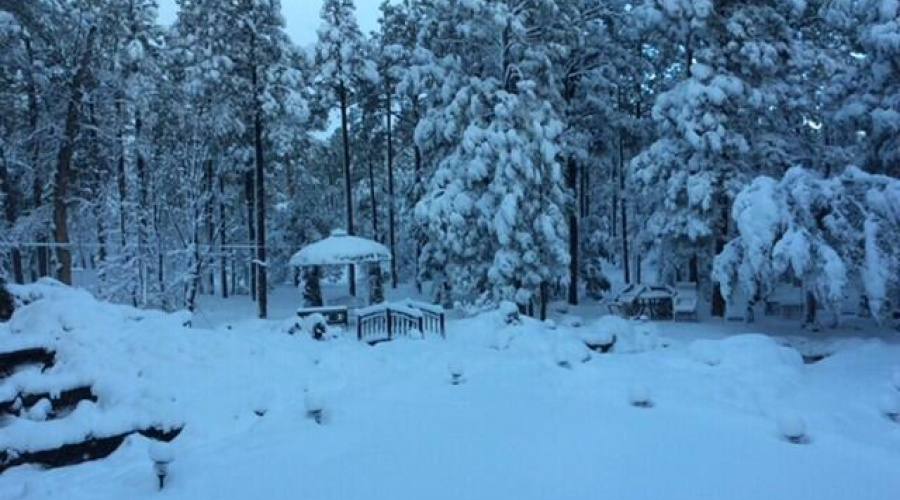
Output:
top-left (290, 230), bottom-right (392, 268)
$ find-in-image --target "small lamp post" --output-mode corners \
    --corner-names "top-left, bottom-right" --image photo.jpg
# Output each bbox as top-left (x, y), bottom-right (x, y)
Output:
top-left (149, 442), bottom-right (175, 490)
top-left (448, 360), bottom-right (465, 386)
top-left (629, 385), bottom-right (654, 409)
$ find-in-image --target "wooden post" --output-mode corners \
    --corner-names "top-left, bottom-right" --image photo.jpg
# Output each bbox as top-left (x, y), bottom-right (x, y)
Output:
top-left (386, 309), bottom-right (393, 341)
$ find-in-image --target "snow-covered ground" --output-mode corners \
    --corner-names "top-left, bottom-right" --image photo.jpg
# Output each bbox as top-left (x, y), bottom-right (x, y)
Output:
top-left (1, 282), bottom-right (899, 500)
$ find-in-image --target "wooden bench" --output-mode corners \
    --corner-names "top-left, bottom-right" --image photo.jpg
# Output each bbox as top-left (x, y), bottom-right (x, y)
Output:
top-left (297, 306), bottom-right (349, 327)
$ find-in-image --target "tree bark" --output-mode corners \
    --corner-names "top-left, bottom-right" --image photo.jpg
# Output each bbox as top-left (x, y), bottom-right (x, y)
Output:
top-left (386, 90), bottom-right (397, 288)
top-left (368, 158), bottom-right (379, 240)
top-left (253, 63), bottom-right (268, 319)
top-left (24, 36), bottom-right (48, 279)
top-left (567, 156), bottom-right (579, 305)
top-left (219, 172), bottom-right (228, 299)
top-left (339, 80), bottom-right (356, 297)
top-left (0, 148), bottom-right (24, 284)
top-left (245, 168), bottom-right (255, 299)
top-left (53, 27), bottom-right (96, 285)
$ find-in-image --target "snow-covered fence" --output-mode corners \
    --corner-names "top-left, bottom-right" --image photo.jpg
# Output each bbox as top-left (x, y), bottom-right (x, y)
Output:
top-left (356, 301), bottom-right (446, 343)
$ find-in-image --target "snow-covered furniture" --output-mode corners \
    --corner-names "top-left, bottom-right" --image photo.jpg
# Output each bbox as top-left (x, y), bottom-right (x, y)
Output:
top-left (673, 282), bottom-right (699, 321)
top-left (296, 305), bottom-right (349, 327)
top-left (289, 230), bottom-right (392, 309)
top-left (764, 286), bottom-right (805, 320)
top-left (609, 285), bottom-right (676, 320)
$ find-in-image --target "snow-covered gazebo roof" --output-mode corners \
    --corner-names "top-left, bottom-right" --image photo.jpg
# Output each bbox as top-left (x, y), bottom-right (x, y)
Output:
top-left (289, 230), bottom-right (391, 268)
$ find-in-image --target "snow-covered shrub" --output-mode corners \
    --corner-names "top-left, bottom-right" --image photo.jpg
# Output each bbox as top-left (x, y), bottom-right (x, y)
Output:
top-left (580, 329), bottom-right (616, 354)
top-left (777, 414), bottom-right (809, 444)
top-left (499, 301), bottom-right (521, 326)
top-left (689, 340), bottom-right (724, 367)
top-left (561, 315), bottom-right (584, 328)
top-left (553, 339), bottom-right (592, 369)
top-left (281, 317), bottom-right (303, 336)
top-left (304, 390), bottom-right (326, 425)
top-left (891, 370), bottom-right (900, 392)
top-left (715, 167), bottom-right (900, 325)
top-left (628, 385), bottom-right (653, 409)
top-left (302, 314), bottom-right (328, 341)
top-left (697, 335), bottom-right (803, 371)
top-left (544, 319), bottom-right (558, 331)
top-left (878, 393), bottom-right (900, 422)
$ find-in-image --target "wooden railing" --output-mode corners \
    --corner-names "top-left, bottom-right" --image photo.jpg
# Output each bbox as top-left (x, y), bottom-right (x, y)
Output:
top-left (356, 301), bottom-right (446, 343)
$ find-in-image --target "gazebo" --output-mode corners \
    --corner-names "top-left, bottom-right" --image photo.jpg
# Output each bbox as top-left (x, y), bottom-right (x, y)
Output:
top-left (289, 230), bottom-right (391, 325)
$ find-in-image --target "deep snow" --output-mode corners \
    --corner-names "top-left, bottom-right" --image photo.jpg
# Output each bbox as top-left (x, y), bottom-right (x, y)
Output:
top-left (1, 283), bottom-right (899, 500)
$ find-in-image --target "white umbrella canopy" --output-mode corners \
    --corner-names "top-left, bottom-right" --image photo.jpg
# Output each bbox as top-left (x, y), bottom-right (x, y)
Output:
top-left (290, 230), bottom-right (391, 268)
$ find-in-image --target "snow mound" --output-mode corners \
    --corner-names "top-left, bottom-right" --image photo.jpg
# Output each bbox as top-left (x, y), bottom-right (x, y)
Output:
top-left (689, 335), bottom-right (803, 370)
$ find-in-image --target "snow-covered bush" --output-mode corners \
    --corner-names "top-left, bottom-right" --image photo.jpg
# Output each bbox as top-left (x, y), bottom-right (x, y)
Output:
top-left (777, 414), bottom-right (809, 444)
top-left (499, 301), bottom-right (521, 326)
top-left (715, 167), bottom-right (900, 324)
top-left (628, 385), bottom-right (654, 409)
top-left (302, 314), bottom-right (329, 341)
top-left (304, 390), bottom-right (327, 425)
top-left (698, 335), bottom-right (803, 370)
top-left (689, 341), bottom-right (724, 367)
top-left (552, 339), bottom-right (592, 369)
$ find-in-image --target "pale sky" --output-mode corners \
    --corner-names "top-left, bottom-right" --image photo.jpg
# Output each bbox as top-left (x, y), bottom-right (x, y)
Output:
top-left (157, 0), bottom-right (386, 47)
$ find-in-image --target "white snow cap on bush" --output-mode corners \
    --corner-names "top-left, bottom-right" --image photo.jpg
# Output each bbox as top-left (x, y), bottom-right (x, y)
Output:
top-left (448, 359), bottom-right (464, 376)
top-left (689, 340), bottom-right (724, 366)
top-left (628, 385), bottom-right (652, 406)
top-left (777, 413), bottom-right (808, 441)
top-left (149, 441), bottom-right (175, 463)
top-left (304, 389), bottom-right (326, 413)
top-left (553, 338), bottom-right (592, 368)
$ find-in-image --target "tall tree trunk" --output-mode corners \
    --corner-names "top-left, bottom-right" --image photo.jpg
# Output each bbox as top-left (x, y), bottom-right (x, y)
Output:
top-left (252, 54), bottom-right (268, 319)
top-left (219, 172), bottom-right (228, 299)
top-left (339, 80), bottom-right (356, 297)
top-left (24, 37), bottom-right (48, 279)
top-left (136, 111), bottom-right (149, 303)
top-left (245, 168), bottom-right (255, 300)
top-left (567, 156), bottom-right (579, 306)
top-left (414, 142), bottom-right (424, 295)
top-left (53, 27), bottom-right (96, 286)
top-left (710, 188), bottom-right (730, 317)
top-left (368, 158), bottom-right (379, 240)
top-left (386, 90), bottom-right (397, 288)
top-left (205, 159), bottom-right (215, 294)
top-left (0, 148), bottom-right (23, 284)
top-left (619, 133), bottom-right (630, 285)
